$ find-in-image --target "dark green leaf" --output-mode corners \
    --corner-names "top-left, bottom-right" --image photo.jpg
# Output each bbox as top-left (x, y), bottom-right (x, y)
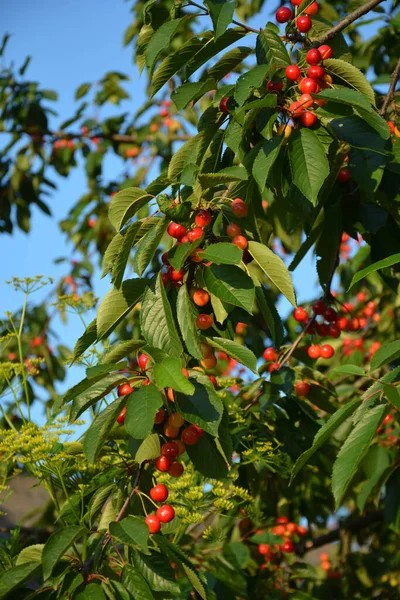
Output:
top-left (248, 241), bottom-right (296, 306)
top-left (175, 378), bottom-right (223, 435)
top-left (122, 565), bottom-right (155, 599)
top-left (323, 58), bottom-right (376, 106)
top-left (176, 285), bottom-right (203, 360)
top-left (256, 27), bottom-right (291, 67)
top-left (83, 397), bottom-right (126, 462)
top-left (135, 433), bottom-right (161, 464)
top-left (348, 253), bottom-right (400, 290)
top-left (145, 18), bottom-right (188, 70)
top-left (154, 358), bottom-right (195, 394)
top-left (97, 278), bottom-right (148, 340)
top-left (0, 562), bottom-right (41, 599)
top-left (42, 526), bottom-right (86, 579)
top-left (205, 336), bottom-right (258, 372)
top-left (370, 340), bottom-right (400, 371)
top-left (203, 264), bottom-right (255, 313)
top-left (125, 384), bottom-right (163, 439)
top-left (234, 65), bottom-right (269, 106)
top-left (172, 78), bottom-right (217, 110)
top-left (202, 242), bottom-right (243, 265)
top-left (109, 188), bottom-right (153, 231)
top-left (71, 319), bottom-right (97, 362)
top-left (109, 517), bottom-right (149, 551)
top-left (205, 0), bottom-right (236, 39)
top-left (288, 129), bottom-right (329, 205)
top-left (253, 136), bottom-right (283, 192)
top-left (133, 217), bottom-right (168, 276)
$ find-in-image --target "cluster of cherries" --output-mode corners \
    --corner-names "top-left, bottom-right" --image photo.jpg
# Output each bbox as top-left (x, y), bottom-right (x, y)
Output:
top-left (276, 0), bottom-right (318, 33)
top-left (257, 516), bottom-right (308, 563)
top-left (319, 552), bottom-right (340, 579)
top-left (145, 483), bottom-right (175, 533)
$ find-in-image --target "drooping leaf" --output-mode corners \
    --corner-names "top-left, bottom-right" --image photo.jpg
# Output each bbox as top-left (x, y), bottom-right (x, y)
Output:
top-left (122, 565), bottom-right (155, 599)
top-left (71, 319), bottom-right (97, 362)
top-left (125, 384), bottom-right (163, 439)
top-left (383, 384), bottom-right (400, 411)
top-left (131, 550), bottom-right (180, 594)
top-left (288, 129), bottom-right (329, 205)
top-left (172, 78), bottom-right (217, 110)
top-left (205, 336), bottom-right (258, 372)
top-left (83, 397), bottom-right (126, 462)
top-left (100, 340), bottom-right (146, 364)
top-left (176, 285), bottom-right (203, 360)
top-left (69, 373), bottom-right (127, 421)
top-left (154, 357), bottom-right (195, 394)
top-left (348, 253), bottom-right (400, 290)
top-left (248, 241), bottom-right (296, 307)
top-left (135, 433), bottom-right (161, 464)
top-left (203, 263), bottom-right (255, 313)
top-left (145, 18), bottom-right (188, 71)
top-left (42, 526), bottom-right (87, 579)
top-left (133, 217), bottom-right (168, 276)
top-left (204, 0), bottom-right (236, 39)
top-left (185, 28), bottom-right (247, 79)
top-left (109, 188), bottom-right (153, 231)
top-left (234, 65), bottom-right (270, 106)
top-left (112, 222), bottom-right (142, 287)
top-left (254, 284), bottom-right (284, 347)
top-left (201, 242), bottom-right (243, 265)
top-left (323, 58), bottom-right (376, 106)
top-left (256, 26), bottom-right (291, 67)
top-left (16, 545), bottom-right (44, 566)
top-left (253, 137), bottom-right (283, 192)
top-left (186, 431), bottom-right (229, 478)
top-left (175, 378), bottom-right (223, 435)
top-left (370, 340), bottom-right (400, 371)
top-left (0, 562), bottom-right (41, 599)
top-left (97, 278), bottom-right (148, 340)
top-left (109, 517), bottom-right (149, 551)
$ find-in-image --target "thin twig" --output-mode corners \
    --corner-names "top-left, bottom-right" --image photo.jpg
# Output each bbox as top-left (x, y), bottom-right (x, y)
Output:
top-left (278, 314), bottom-right (318, 367)
top-left (187, 0), bottom-right (259, 33)
top-left (379, 56), bottom-right (400, 116)
top-left (317, 0), bottom-right (387, 44)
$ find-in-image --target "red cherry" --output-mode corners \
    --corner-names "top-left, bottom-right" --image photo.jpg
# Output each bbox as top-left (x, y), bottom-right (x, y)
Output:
top-left (269, 362), bottom-right (281, 373)
top-left (161, 252), bottom-right (169, 265)
top-left (328, 324), bottom-right (341, 338)
top-left (163, 423), bottom-right (180, 439)
top-left (337, 316), bottom-right (348, 330)
top-left (187, 227), bottom-right (204, 242)
top-left (298, 93), bottom-right (314, 109)
top-left (383, 414), bottom-right (393, 425)
top-left (281, 540), bottom-right (295, 552)
top-left (191, 424), bottom-right (204, 437)
top-left (299, 78), bottom-right (318, 94)
top-left (312, 299), bottom-right (326, 315)
top-left (161, 271), bottom-right (170, 286)
top-left (296, 15), bottom-right (312, 32)
top-left (196, 314), bottom-right (213, 330)
top-left (219, 97), bottom-right (230, 114)
top-left (201, 354), bottom-right (218, 369)
top-left (293, 307), bottom-right (308, 322)
top-left (150, 484), bottom-right (169, 502)
top-left (168, 461), bottom-right (184, 477)
top-left (285, 64), bottom-right (302, 82)
top-left (300, 111), bottom-right (317, 127)
top-left (307, 65), bottom-right (325, 80)
top-left (232, 235), bottom-right (248, 250)
top-left (168, 412), bottom-right (185, 428)
top-left (276, 516), bottom-right (289, 524)
top-left (118, 383), bottom-right (133, 396)
top-left (180, 235), bottom-right (189, 243)
top-left (181, 426), bottom-right (200, 445)
top-left (276, 7), bottom-right (293, 22)
top-left (208, 375), bottom-right (218, 388)
top-left (307, 345), bottom-right (321, 359)
top-left (116, 406), bottom-right (127, 425)
top-left (192, 289), bottom-right (210, 307)
top-left (226, 223), bottom-right (241, 237)
top-left (156, 504), bottom-right (175, 523)
top-left (167, 222), bottom-right (186, 239)
top-left (263, 347), bottom-right (278, 361)
top-left (235, 322), bottom-right (247, 335)
top-left (155, 455), bottom-right (172, 472)
top-left (191, 248), bottom-right (204, 263)
top-left (316, 323), bottom-right (329, 337)
top-left (195, 210), bottom-right (212, 228)
top-left (154, 408), bottom-right (166, 424)
top-left (291, 0), bottom-right (301, 4)
top-left (306, 48), bottom-right (322, 65)
top-left (297, 525), bottom-right (308, 537)
top-left (267, 80), bottom-right (283, 93)
top-left (320, 344), bottom-right (334, 359)
top-left (295, 381), bottom-right (310, 397)
top-left (258, 544), bottom-right (270, 555)
top-left (145, 514), bottom-right (161, 534)
top-left (170, 268), bottom-right (185, 283)
top-left (231, 198), bottom-right (248, 217)
top-left (305, 2), bottom-right (318, 16)
top-left (338, 169), bottom-right (351, 183)
top-left (324, 307), bottom-right (337, 322)
top-left (289, 101), bottom-right (304, 117)
top-left (138, 354), bottom-right (149, 370)
top-left (286, 522), bottom-right (298, 534)
top-left (273, 525), bottom-right (286, 535)
top-left (318, 44), bottom-right (333, 59)
top-left (161, 441), bottom-right (180, 460)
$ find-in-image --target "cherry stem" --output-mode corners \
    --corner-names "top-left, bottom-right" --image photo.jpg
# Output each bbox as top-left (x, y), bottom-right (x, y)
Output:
top-left (379, 56), bottom-right (400, 116)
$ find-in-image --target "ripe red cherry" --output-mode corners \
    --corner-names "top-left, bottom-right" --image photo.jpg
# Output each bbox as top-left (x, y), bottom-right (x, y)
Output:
top-left (276, 516), bottom-right (289, 524)
top-left (163, 423), bottom-right (180, 438)
top-left (263, 347), bottom-right (278, 361)
top-left (289, 101), bottom-right (303, 118)
top-left (138, 354), bottom-right (149, 370)
top-left (291, 0), bottom-right (301, 4)
top-left (118, 383), bottom-right (133, 396)
top-left (208, 375), bottom-right (218, 388)
top-left (191, 248), bottom-right (204, 263)
top-left (297, 525), bottom-right (308, 537)
top-left (312, 299), bottom-right (326, 315)
top-left (324, 307), bottom-right (337, 322)
top-left (232, 235), bottom-right (248, 250)
top-left (161, 252), bottom-right (169, 265)
top-left (191, 424), bottom-right (204, 437)
top-left (219, 97), bottom-right (230, 114)
top-left (150, 484), bottom-right (169, 503)
top-left (145, 514), bottom-right (161, 534)
top-left (285, 64), bottom-right (301, 82)
top-left (168, 461), bottom-right (184, 477)
top-left (143, 379), bottom-right (151, 386)
top-left (195, 210), bottom-right (212, 228)
top-left (316, 323), bottom-right (329, 337)
top-left (269, 362), bottom-right (281, 373)
top-left (276, 7), bottom-right (292, 23)
top-left (161, 271), bottom-right (170, 286)
top-left (201, 354), bottom-right (217, 369)
top-left (267, 80), bottom-right (283, 93)
top-left (116, 406), bottom-right (127, 425)
top-left (338, 169), bottom-right (351, 183)
top-left (156, 504), bottom-right (175, 523)
top-left (161, 441), bottom-right (180, 460)
top-left (231, 198), bottom-right (248, 217)
top-left (307, 65), bottom-right (325, 80)
top-left (296, 15), bottom-right (312, 32)
top-left (167, 222), bottom-right (186, 239)
top-left (307, 345), bottom-right (321, 359)
top-left (170, 268), bottom-right (185, 282)
top-left (320, 344), bottom-right (334, 359)
top-left (226, 223), bottom-right (241, 237)
top-left (328, 324), bottom-right (341, 338)
top-left (187, 227), bottom-right (204, 242)
top-left (306, 48), bottom-right (322, 65)
top-left (154, 408), bottom-right (165, 424)
top-left (181, 426), bottom-right (200, 445)
top-left (155, 455), bottom-right (172, 472)
top-left (293, 307), bottom-right (308, 322)
top-left (295, 381), bottom-right (310, 397)
top-left (196, 314), bottom-right (213, 330)
top-left (318, 44), bottom-right (333, 59)
top-left (300, 111), bottom-right (317, 127)
top-left (168, 412), bottom-right (185, 428)
top-left (286, 523), bottom-right (298, 534)
top-left (305, 2), bottom-right (318, 16)
top-left (258, 543), bottom-right (270, 555)
top-left (281, 540), bottom-right (295, 552)
top-left (192, 288), bottom-right (210, 307)
top-left (298, 93), bottom-right (313, 109)
top-left (299, 77), bottom-right (318, 94)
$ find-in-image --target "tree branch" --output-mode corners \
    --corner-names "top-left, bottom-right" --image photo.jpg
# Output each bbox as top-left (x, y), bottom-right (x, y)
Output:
top-left (379, 56), bottom-right (400, 116)
top-left (317, 0), bottom-right (387, 44)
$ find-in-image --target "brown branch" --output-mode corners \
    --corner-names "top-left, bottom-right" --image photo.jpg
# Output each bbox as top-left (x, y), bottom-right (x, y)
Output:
top-left (317, 0), bottom-right (387, 44)
top-left (379, 56), bottom-right (400, 116)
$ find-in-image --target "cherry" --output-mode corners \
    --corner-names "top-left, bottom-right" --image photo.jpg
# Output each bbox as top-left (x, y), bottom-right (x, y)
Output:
top-left (338, 168), bottom-right (351, 183)
top-left (307, 65), bottom-right (325, 80)
top-left (164, 423), bottom-right (180, 438)
top-left (307, 345), bottom-right (321, 359)
top-left (263, 347), bottom-right (278, 361)
top-left (312, 299), bottom-right (326, 315)
top-left (138, 354), bottom-right (149, 370)
top-left (276, 7), bottom-right (293, 22)
top-left (285, 64), bottom-right (301, 81)
top-left (180, 235), bottom-right (189, 243)
top-left (168, 461), bottom-right (184, 477)
top-left (161, 252), bottom-right (169, 265)
top-left (296, 15), bottom-right (312, 32)
top-left (281, 540), bottom-right (295, 552)
top-left (154, 408), bottom-right (165, 424)
top-left (318, 44), bottom-right (333, 59)
top-left (201, 355), bottom-right (218, 369)
top-left (208, 375), bottom-right (218, 388)
top-left (232, 235), bottom-right (248, 250)
top-left (328, 324), bottom-right (341, 338)
top-left (258, 544), bottom-right (270, 555)
top-left (291, 0), bottom-right (301, 4)
top-left (168, 412), bottom-right (185, 428)
top-left (226, 223), bottom-right (241, 237)
top-left (192, 288), bottom-right (210, 307)
top-left (267, 80), bottom-right (283, 93)
top-left (195, 210), bottom-right (212, 228)
top-left (167, 222), bottom-right (186, 239)
top-left (293, 307), bottom-right (308, 322)
top-left (286, 522), bottom-right (298, 534)
top-left (155, 455), bottom-right (172, 472)
top-left (145, 514), bottom-right (161, 534)
top-left (150, 484), bottom-right (169, 503)
top-left (200, 342), bottom-right (214, 358)
top-left (196, 314), bottom-right (213, 330)
top-left (383, 414), bottom-right (393, 425)
top-left (118, 383), bottom-right (133, 396)
top-left (387, 121), bottom-right (396, 134)
top-left (320, 344), bottom-right (334, 358)
top-left (269, 362), bottom-right (281, 373)
top-left (187, 227), bottom-right (204, 242)
top-left (337, 316), bottom-right (348, 330)
top-left (306, 48), bottom-right (322, 65)
top-left (317, 323), bottom-right (329, 337)
top-left (191, 248), bottom-right (204, 263)
top-left (181, 426), bottom-right (200, 445)
top-left (300, 111), bottom-right (317, 127)
top-left (305, 1), bottom-right (318, 15)
top-left (297, 525), bottom-right (308, 537)
top-left (235, 322), bottom-right (247, 335)
top-left (289, 101), bottom-right (304, 117)
top-left (231, 198), bottom-right (248, 217)
top-left (181, 368), bottom-right (189, 377)
top-left (191, 424), bottom-right (204, 437)
top-left (276, 516), bottom-right (289, 524)
top-left (295, 381), bottom-right (310, 397)
top-left (170, 268), bottom-right (185, 282)
top-left (161, 441), bottom-right (180, 460)
top-left (298, 93), bottom-right (314, 109)
top-left (323, 307), bottom-right (337, 322)
top-left (161, 271), bottom-right (170, 286)
top-left (116, 406), bottom-right (127, 425)
top-left (219, 97), bottom-right (230, 114)
top-left (167, 387), bottom-right (175, 400)
top-left (156, 504), bottom-right (175, 523)
top-left (272, 525), bottom-right (286, 536)
top-left (299, 77), bottom-right (318, 94)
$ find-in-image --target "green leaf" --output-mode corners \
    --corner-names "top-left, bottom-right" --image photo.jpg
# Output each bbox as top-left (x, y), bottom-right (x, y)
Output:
top-left (205, 336), bottom-right (257, 372)
top-left (186, 431), bottom-right (229, 478)
top-left (288, 129), bottom-right (329, 205)
top-left (69, 373), bottom-right (127, 421)
top-left (315, 86), bottom-right (373, 113)
top-left (370, 340), bottom-right (400, 371)
top-left (234, 65), bottom-right (269, 106)
top-left (256, 27), bottom-right (291, 67)
top-left (253, 136), bottom-right (283, 192)
top-left (383, 384), bottom-right (400, 411)
top-left (74, 584), bottom-right (106, 600)
top-left (0, 562), bottom-right (41, 599)
top-left (122, 565), bottom-right (155, 599)
top-left (101, 340), bottom-right (145, 364)
top-left (202, 242), bottom-right (243, 265)
top-left (145, 18), bottom-right (187, 70)
top-left (132, 550), bottom-right (180, 594)
top-left (175, 378), bottom-right (223, 435)
top-left (330, 116), bottom-right (387, 153)
top-left (198, 166), bottom-right (248, 188)
top-left (323, 58), bottom-right (376, 106)
top-left (83, 397), bottom-right (126, 462)
top-left (332, 403), bottom-right (387, 509)
top-left (125, 384), bottom-right (163, 439)
top-left (140, 275), bottom-right (183, 356)
top-left (205, 0), bottom-right (235, 39)
top-left (254, 285), bottom-right (284, 347)
top-left (348, 253), bottom-right (400, 290)
top-left (133, 217), bottom-right (168, 276)
top-left (71, 319), bottom-right (97, 362)
top-left (168, 132), bottom-right (206, 181)
top-left (185, 28), bottom-right (247, 79)
top-left (225, 542), bottom-right (250, 569)
top-left (291, 398), bottom-right (362, 482)
top-left (248, 241), bottom-right (296, 307)
top-left (109, 188), bottom-right (153, 231)
top-left (97, 278), bottom-right (148, 340)
top-left (42, 526), bottom-right (86, 579)
top-left (168, 241), bottom-right (199, 271)
top-left (331, 365), bottom-right (366, 376)
top-left (16, 545), bottom-right (44, 565)
top-left (109, 517), bottom-right (149, 551)
top-left (172, 78), bottom-right (217, 110)
top-left (176, 285), bottom-right (203, 360)
top-left (101, 232), bottom-right (125, 279)
top-left (316, 202), bottom-right (342, 290)
top-left (135, 433), bottom-right (161, 464)
top-left (203, 264), bottom-right (255, 313)
top-left (154, 357), bottom-right (195, 394)
top-left (205, 46), bottom-right (252, 82)
top-left (112, 222), bottom-right (142, 287)
top-left (75, 82), bottom-right (91, 99)
top-left (249, 532), bottom-right (284, 545)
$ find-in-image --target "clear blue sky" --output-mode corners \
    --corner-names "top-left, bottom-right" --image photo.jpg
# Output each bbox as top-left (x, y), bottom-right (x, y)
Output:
top-left (1, 0), bottom-right (383, 420)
